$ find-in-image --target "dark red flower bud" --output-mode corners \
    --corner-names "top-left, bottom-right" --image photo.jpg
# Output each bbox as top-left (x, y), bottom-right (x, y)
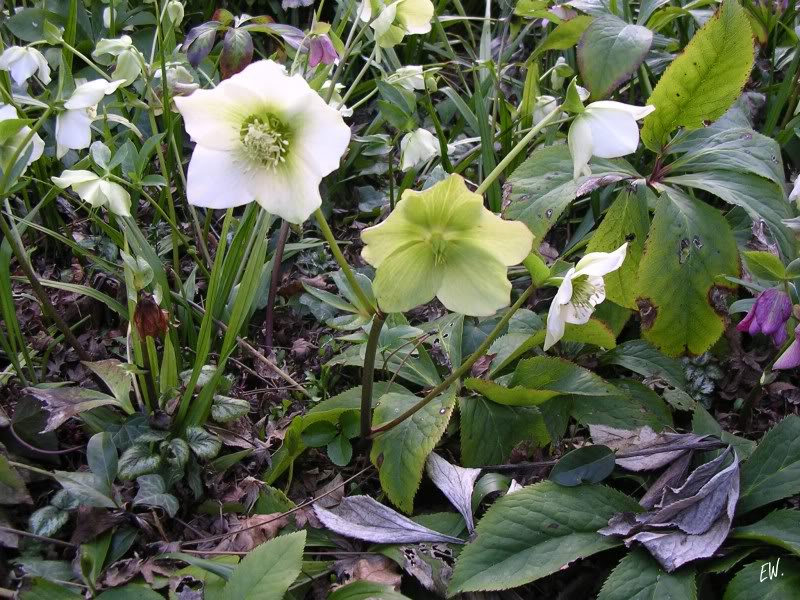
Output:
top-left (133, 292), bottom-right (169, 339)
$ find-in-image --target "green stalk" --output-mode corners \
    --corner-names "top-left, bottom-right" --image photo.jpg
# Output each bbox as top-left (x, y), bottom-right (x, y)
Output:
top-left (475, 105), bottom-right (562, 197)
top-left (370, 283), bottom-right (536, 436)
top-left (360, 313), bottom-right (386, 440)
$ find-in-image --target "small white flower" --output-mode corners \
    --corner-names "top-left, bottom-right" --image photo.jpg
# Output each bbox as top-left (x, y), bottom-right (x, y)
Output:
top-left (0, 104), bottom-right (44, 172)
top-left (400, 128), bottom-right (439, 171)
top-left (164, 0), bottom-right (184, 26)
top-left (360, 0), bottom-right (434, 48)
top-left (0, 46), bottom-right (51, 86)
top-left (52, 169), bottom-right (131, 217)
top-left (93, 36), bottom-right (144, 86)
top-left (789, 177), bottom-right (800, 203)
top-left (174, 60), bottom-right (351, 224)
top-left (544, 243), bottom-right (628, 351)
top-left (533, 95), bottom-right (559, 126)
top-left (388, 65), bottom-right (425, 91)
top-left (321, 81), bottom-right (353, 118)
top-left (55, 79), bottom-right (124, 158)
top-left (568, 101), bottom-right (654, 180)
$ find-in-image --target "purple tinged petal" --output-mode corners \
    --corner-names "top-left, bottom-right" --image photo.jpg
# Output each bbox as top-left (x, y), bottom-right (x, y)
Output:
top-left (736, 307), bottom-right (756, 333)
top-left (774, 338), bottom-right (800, 370)
top-left (754, 289), bottom-right (792, 336)
top-left (319, 36), bottom-right (338, 64)
top-left (772, 326), bottom-right (788, 347)
top-left (309, 39), bottom-right (323, 67)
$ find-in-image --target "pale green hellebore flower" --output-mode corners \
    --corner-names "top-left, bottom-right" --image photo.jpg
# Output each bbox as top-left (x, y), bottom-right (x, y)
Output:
top-left (544, 243), bottom-right (628, 351)
top-left (388, 65), bottom-right (425, 91)
top-left (93, 36), bottom-right (144, 86)
top-left (359, 0), bottom-right (434, 48)
top-left (361, 174), bottom-right (534, 316)
top-left (568, 101), bottom-right (655, 180)
top-left (0, 46), bottom-right (51, 86)
top-left (52, 169), bottom-right (131, 217)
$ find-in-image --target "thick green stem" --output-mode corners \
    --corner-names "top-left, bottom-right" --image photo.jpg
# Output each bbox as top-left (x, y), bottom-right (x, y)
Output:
top-left (475, 105), bottom-right (561, 197)
top-left (370, 284), bottom-right (536, 436)
top-left (314, 208), bottom-right (376, 315)
top-left (360, 313), bottom-right (386, 440)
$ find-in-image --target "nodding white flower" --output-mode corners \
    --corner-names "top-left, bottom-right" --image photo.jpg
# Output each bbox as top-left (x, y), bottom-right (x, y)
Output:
top-left (533, 95), bottom-right (559, 125)
top-left (388, 65), bottom-right (425, 91)
top-left (52, 170), bottom-right (131, 217)
top-left (544, 243), bottom-right (628, 351)
top-left (360, 0), bottom-right (434, 48)
top-left (789, 177), bottom-right (800, 203)
top-left (568, 101), bottom-right (654, 180)
top-left (164, 0), bottom-right (185, 26)
top-left (93, 36), bottom-right (144, 86)
top-left (55, 79), bottom-right (124, 158)
top-left (400, 128), bottom-right (439, 171)
top-left (149, 63), bottom-right (198, 114)
top-left (321, 81), bottom-right (352, 118)
top-left (0, 104), bottom-right (44, 172)
top-left (174, 60), bottom-right (351, 224)
top-left (0, 46), bottom-right (51, 86)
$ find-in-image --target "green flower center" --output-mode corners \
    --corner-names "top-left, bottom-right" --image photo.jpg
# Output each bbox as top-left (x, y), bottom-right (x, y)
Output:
top-left (570, 275), bottom-right (601, 308)
top-left (240, 114), bottom-right (289, 169)
top-left (427, 231), bottom-right (449, 265)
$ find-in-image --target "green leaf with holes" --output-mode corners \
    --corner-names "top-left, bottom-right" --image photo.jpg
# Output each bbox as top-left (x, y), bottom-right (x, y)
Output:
top-left (635, 188), bottom-right (739, 356)
top-left (641, 0), bottom-right (754, 151)
top-left (370, 388), bottom-right (456, 513)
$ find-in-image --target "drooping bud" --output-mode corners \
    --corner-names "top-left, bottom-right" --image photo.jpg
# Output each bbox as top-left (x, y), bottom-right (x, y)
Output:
top-left (133, 291), bottom-right (169, 339)
top-left (736, 288), bottom-right (792, 346)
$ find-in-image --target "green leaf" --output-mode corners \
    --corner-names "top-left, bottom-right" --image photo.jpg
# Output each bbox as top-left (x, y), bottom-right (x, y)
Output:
top-left (225, 531), bottom-right (306, 600)
top-left (0, 454), bottom-right (26, 490)
top-left (569, 380), bottom-right (673, 431)
top-left (134, 474), bottom-right (179, 517)
top-left (459, 397), bottom-right (546, 466)
top-left (166, 438), bottom-right (190, 469)
top-left (448, 482), bottom-right (642, 593)
top-left (87, 432), bottom-right (118, 491)
top-left (370, 388), bottom-right (456, 513)
top-left (578, 15), bottom-right (653, 98)
top-left (464, 378), bottom-right (556, 406)
top-left (550, 445), bottom-right (615, 486)
top-left (741, 251), bottom-right (786, 281)
top-left (53, 471), bottom-right (117, 509)
top-left (738, 415), bottom-right (800, 514)
top-left (598, 550), bottom-right (697, 600)
top-left (723, 558), bottom-right (800, 599)
top-left (186, 427), bottom-right (222, 459)
top-left (19, 578), bottom-right (82, 600)
top-left (731, 510), bottom-right (800, 556)
top-left (328, 581), bottom-right (412, 600)
top-left (636, 188), bottom-right (739, 356)
top-left (692, 405), bottom-right (756, 460)
top-left (586, 189), bottom-right (650, 308)
top-left (211, 395), bottom-right (250, 423)
top-left (599, 340), bottom-right (686, 389)
top-left (665, 171), bottom-right (794, 259)
top-left (24, 386), bottom-right (119, 433)
top-left (301, 421), bottom-right (338, 447)
top-left (531, 16), bottom-right (594, 58)
top-left (511, 356), bottom-right (620, 397)
top-left (29, 506), bottom-right (69, 537)
top-left (641, 0), bottom-right (755, 151)
top-left (118, 444), bottom-right (161, 480)
top-left (95, 584), bottom-right (165, 600)
top-left (327, 434), bottom-right (353, 466)
top-left (505, 145), bottom-right (639, 243)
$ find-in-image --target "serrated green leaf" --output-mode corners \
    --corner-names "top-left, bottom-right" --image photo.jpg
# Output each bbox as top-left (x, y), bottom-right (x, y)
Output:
top-left (598, 550), bottom-right (696, 600)
top-left (551, 445), bottom-right (615, 486)
top-left (225, 531), bottom-right (306, 600)
top-left (118, 444), bottom-right (161, 480)
top-left (326, 434), bottom-right (352, 466)
top-left (505, 145), bottom-right (639, 243)
top-left (301, 421), bottom-right (338, 447)
top-left (570, 380), bottom-right (673, 430)
top-left (211, 395), bottom-right (250, 423)
top-left (578, 15), bottom-right (653, 98)
top-left (599, 339), bottom-right (686, 388)
top-left (636, 188), bottom-right (739, 356)
top-left (511, 356), bottom-right (620, 396)
top-left (731, 510), bottom-right (800, 556)
top-left (29, 506), bottom-right (69, 537)
top-left (641, 0), bottom-right (755, 150)
top-left (370, 388), bottom-right (456, 513)
top-left (448, 482), bottom-right (642, 593)
top-left (95, 584), bottom-right (166, 600)
top-left (133, 474), bottom-right (179, 517)
top-left (738, 415), bottom-right (800, 514)
top-left (464, 378), bottom-right (556, 406)
top-left (328, 581), bottom-right (412, 600)
top-left (741, 251), bottom-right (786, 281)
top-left (586, 189), bottom-right (650, 308)
top-left (723, 558), bottom-right (800, 599)
top-left (186, 427), bottom-right (221, 459)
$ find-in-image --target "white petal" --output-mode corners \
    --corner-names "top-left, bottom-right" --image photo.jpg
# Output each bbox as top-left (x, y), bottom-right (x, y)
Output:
top-left (99, 180), bottom-right (131, 217)
top-left (583, 107), bottom-right (641, 159)
top-left (574, 243), bottom-right (627, 277)
top-left (587, 101), bottom-right (655, 121)
top-left (26, 131), bottom-right (44, 164)
top-left (72, 179), bottom-right (106, 207)
top-left (790, 177), bottom-right (800, 203)
top-left (372, 1), bottom-right (400, 38)
top-left (56, 109), bottom-right (93, 151)
top-left (185, 145), bottom-right (255, 209)
top-left (0, 47), bottom-right (25, 71)
top-left (553, 270), bottom-right (575, 305)
top-left (32, 49), bottom-right (51, 84)
top-left (396, 0), bottom-right (434, 33)
top-left (359, 0), bottom-right (373, 22)
top-left (8, 51), bottom-right (39, 86)
top-left (289, 92), bottom-right (351, 177)
top-left (562, 302), bottom-right (595, 325)
top-left (0, 105), bottom-right (17, 120)
top-left (250, 161), bottom-right (323, 224)
top-left (400, 128), bottom-right (439, 171)
top-left (65, 79), bottom-right (123, 110)
top-left (52, 169), bottom-right (99, 188)
top-left (568, 116), bottom-right (593, 180)
top-left (544, 302), bottom-right (567, 351)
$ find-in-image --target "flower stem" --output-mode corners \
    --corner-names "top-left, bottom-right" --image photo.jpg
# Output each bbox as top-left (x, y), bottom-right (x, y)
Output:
top-left (264, 220), bottom-right (291, 351)
top-left (360, 312), bottom-right (386, 440)
top-left (313, 208), bottom-right (376, 315)
top-left (475, 105), bottom-right (561, 197)
top-left (370, 283), bottom-right (536, 437)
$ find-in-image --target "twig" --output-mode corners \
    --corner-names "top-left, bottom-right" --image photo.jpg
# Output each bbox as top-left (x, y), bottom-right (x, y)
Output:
top-left (0, 526), bottom-right (76, 548)
top-left (8, 423), bottom-right (84, 456)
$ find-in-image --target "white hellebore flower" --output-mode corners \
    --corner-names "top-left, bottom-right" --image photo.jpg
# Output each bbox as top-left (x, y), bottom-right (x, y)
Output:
top-left (174, 60), bottom-right (351, 224)
top-left (568, 101), bottom-right (655, 180)
top-left (52, 170), bottom-right (131, 217)
top-left (0, 46), bottom-right (51, 86)
top-left (56, 79), bottom-right (124, 158)
top-left (93, 36), bottom-right (144, 87)
top-left (360, 0), bottom-right (434, 48)
top-left (0, 104), bottom-right (44, 171)
top-left (400, 128), bottom-right (439, 171)
top-left (388, 65), bottom-right (425, 91)
top-left (321, 81), bottom-right (353, 118)
top-left (789, 177), bottom-right (800, 204)
top-left (544, 243), bottom-right (628, 351)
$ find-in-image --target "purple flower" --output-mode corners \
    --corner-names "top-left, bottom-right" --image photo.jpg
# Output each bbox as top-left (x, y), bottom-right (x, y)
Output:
top-left (737, 288), bottom-right (792, 346)
top-left (775, 324), bottom-right (800, 370)
top-left (307, 35), bottom-right (338, 67)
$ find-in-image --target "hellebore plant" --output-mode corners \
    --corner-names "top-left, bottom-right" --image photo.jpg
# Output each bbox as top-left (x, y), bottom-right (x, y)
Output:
top-left (360, 174), bottom-right (533, 316)
top-left (360, 0), bottom-right (434, 48)
top-left (51, 170), bottom-right (131, 217)
top-left (774, 324), bottom-right (800, 370)
top-left (544, 244), bottom-right (628, 351)
top-left (737, 288), bottom-right (792, 346)
top-left (0, 105), bottom-right (44, 173)
top-left (400, 128), bottom-right (439, 171)
top-left (92, 36), bottom-right (145, 87)
top-left (0, 45), bottom-right (51, 86)
top-left (55, 78), bottom-right (124, 158)
top-left (174, 60), bottom-right (351, 224)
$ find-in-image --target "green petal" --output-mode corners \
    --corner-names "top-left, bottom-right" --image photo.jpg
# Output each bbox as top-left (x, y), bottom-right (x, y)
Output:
top-left (456, 209), bottom-right (534, 266)
top-left (373, 242), bottom-right (443, 313)
top-left (361, 214), bottom-right (427, 268)
top-left (400, 174), bottom-right (483, 233)
top-left (396, 0), bottom-right (434, 34)
top-left (436, 242), bottom-right (512, 316)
